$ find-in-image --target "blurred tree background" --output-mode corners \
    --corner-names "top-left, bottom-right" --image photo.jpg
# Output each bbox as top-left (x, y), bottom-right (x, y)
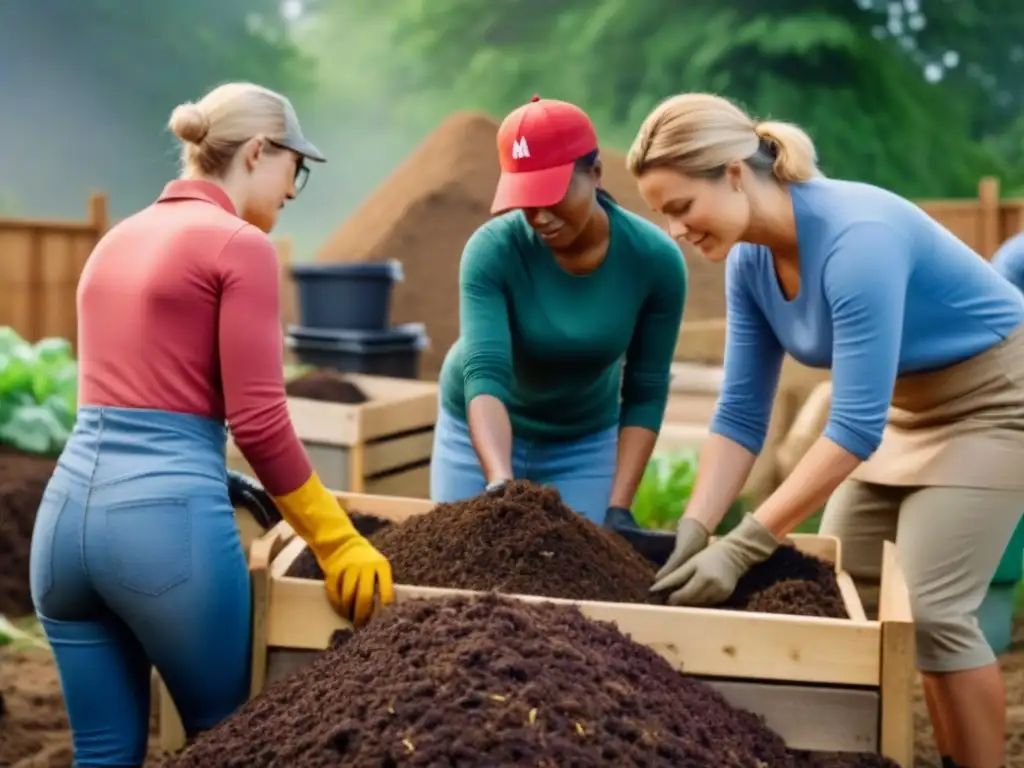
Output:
top-left (2, 0), bottom-right (1023, 250)
top-left (325, 0), bottom-right (1024, 198)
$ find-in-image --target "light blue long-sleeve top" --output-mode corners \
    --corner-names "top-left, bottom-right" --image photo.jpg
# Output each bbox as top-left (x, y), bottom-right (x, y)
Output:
top-left (992, 231), bottom-right (1024, 292)
top-left (711, 177), bottom-right (1024, 461)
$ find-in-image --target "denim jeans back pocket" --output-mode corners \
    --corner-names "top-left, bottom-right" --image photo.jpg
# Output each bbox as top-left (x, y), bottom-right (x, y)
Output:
top-left (29, 490), bottom-right (69, 606)
top-left (105, 497), bottom-right (192, 597)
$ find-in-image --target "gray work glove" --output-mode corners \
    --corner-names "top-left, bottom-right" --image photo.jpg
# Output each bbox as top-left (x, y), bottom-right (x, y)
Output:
top-left (653, 517), bottom-right (711, 582)
top-left (651, 513), bottom-right (780, 606)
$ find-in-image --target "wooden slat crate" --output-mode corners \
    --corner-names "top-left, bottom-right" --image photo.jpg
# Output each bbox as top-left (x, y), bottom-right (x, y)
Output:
top-left (160, 497), bottom-right (915, 766)
top-left (226, 374), bottom-right (437, 499)
top-left (157, 491), bottom-right (435, 752)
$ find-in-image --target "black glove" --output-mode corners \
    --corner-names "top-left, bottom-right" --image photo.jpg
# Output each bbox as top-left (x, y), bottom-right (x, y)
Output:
top-left (226, 470), bottom-right (282, 530)
top-left (602, 506), bottom-right (677, 568)
top-left (603, 506), bottom-right (639, 530)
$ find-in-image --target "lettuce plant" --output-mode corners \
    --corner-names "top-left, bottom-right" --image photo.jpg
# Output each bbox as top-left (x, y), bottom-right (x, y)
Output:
top-left (0, 326), bottom-right (77, 456)
top-left (631, 450), bottom-right (750, 535)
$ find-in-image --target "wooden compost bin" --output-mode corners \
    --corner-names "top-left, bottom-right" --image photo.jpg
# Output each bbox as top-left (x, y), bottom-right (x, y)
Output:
top-left (157, 491), bottom-right (436, 752)
top-left (225, 374), bottom-right (437, 499)
top-left (157, 495), bottom-right (916, 766)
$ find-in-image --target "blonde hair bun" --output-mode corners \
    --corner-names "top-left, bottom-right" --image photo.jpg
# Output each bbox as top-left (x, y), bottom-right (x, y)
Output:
top-left (169, 103), bottom-right (211, 144)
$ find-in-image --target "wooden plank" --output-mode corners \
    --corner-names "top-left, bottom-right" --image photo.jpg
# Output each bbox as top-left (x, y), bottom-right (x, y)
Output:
top-left (709, 680), bottom-right (879, 753)
top-left (837, 571), bottom-right (868, 622)
top-left (157, 674), bottom-right (185, 753)
top-left (669, 362), bottom-right (723, 394)
top-left (363, 430), bottom-right (434, 475)
top-left (363, 463), bottom-right (430, 498)
top-left (663, 392), bottom-right (719, 424)
top-left (304, 443), bottom-right (351, 491)
top-left (265, 578), bottom-right (880, 685)
top-left (674, 318), bottom-right (727, 364)
top-left (286, 376), bottom-right (438, 446)
top-left (878, 541), bottom-right (915, 768)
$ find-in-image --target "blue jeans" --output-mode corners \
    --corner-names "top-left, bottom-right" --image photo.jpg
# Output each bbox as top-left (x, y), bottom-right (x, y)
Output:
top-left (29, 407), bottom-right (250, 767)
top-left (429, 407), bottom-right (618, 524)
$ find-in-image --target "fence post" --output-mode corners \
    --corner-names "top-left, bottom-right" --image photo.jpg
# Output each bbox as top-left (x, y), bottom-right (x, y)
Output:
top-left (978, 176), bottom-right (1000, 259)
top-left (88, 191), bottom-right (109, 238)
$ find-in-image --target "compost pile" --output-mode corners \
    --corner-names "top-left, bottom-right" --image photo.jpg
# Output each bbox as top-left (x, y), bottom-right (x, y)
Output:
top-left (287, 481), bottom-right (848, 619)
top-left (171, 594), bottom-right (805, 767)
top-left (314, 113), bottom-right (720, 379)
top-left (0, 446), bottom-right (57, 617)
top-left (285, 369), bottom-right (368, 404)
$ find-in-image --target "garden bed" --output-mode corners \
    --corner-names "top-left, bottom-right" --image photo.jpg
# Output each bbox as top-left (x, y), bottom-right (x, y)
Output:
top-left (286, 483), bottom-right (850, 618)
top-left (157, 484), bottom-right (916, 765)
top-left (169, 592), bottom-right (897, 768)
top-left (226, 372), bottom-right (437, 498)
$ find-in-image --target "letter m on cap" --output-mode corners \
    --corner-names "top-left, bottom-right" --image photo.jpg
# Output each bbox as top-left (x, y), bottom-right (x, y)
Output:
top-left (512, 137), bottom-right (530, 160)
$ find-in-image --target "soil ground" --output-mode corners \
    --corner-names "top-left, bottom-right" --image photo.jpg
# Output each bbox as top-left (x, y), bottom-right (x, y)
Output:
top-left (0, 447), bottom-right (57, 618)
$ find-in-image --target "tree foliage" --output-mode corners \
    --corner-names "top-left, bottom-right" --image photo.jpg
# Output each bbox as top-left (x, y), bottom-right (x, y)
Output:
top-left (0, 0), bottom-right (313, 213)
top-left (324, 0), bottom-right (1018, 197)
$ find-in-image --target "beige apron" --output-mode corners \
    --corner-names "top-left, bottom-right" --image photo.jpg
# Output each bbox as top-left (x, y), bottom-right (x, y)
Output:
top-left (851, 324), bottom-right (1024, 490)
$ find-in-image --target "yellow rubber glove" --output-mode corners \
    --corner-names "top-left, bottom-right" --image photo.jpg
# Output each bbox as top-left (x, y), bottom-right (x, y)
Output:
top-left (272, 472), bottom-right (394, 627)
top-left (651, 513), bottom-right (779, 607)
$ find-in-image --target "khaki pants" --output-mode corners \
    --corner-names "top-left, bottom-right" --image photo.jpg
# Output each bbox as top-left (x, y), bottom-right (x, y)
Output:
top-left (821, 480), bottom-right (1024, 672)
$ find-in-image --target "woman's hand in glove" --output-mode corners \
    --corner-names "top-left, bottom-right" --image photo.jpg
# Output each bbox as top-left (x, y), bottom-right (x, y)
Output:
top-left (225, 469), bottom-right (282, 529)
top-left (652, 517), bottom-right (711, 582)
top-left (650, 513), bottom-right (779, 606)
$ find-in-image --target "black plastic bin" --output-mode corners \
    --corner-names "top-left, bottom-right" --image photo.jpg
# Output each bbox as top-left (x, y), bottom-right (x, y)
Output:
top-left (290, 260), bottom-right (403, 332)
top-left (286, 323), bottom-right (428, 380)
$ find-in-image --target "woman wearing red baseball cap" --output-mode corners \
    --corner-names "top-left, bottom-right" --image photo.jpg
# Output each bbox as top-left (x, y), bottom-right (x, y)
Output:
top-left (431, 96), bottom-right (688, 525)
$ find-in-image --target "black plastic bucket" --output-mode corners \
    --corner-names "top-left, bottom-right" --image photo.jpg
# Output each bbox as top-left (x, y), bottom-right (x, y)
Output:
top-left (286, 323), bottom-right (429, 380)
top-left (291, 260), bottom-right (403, 332)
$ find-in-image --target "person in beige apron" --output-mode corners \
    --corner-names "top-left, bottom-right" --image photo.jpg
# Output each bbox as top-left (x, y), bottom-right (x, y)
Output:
top-left (627, 92), bottom-right (1024, 768)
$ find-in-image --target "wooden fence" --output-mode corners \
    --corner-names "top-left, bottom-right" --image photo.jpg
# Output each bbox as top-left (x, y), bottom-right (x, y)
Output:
top-left (0, 192), bottom-right (108, 349)
top-left (1, 177), bottom-right (1023, 349)
top-left (0, 191), bottom-right (296, 349)
top-left (918, 177), bottom-right (1024, 259)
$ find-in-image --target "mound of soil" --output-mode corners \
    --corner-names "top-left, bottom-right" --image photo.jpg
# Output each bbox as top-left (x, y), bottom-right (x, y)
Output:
top-left (314, 113), bottom-right (718, 380)
top-left (284, 369), bottom-right (368, 404)
top-left (286, 481), bottom-right (848, 619)
top-left (170, 593), bottom-right (800, 767)
top-left (723, 544), bottom-right (848, 618)
top-left (0, 446), bottom-right (57, 618)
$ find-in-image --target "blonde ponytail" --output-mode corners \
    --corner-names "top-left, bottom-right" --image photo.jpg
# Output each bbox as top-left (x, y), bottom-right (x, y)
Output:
top-left (628, 93), bottom-right (822, 184)
top-left (754, 121), bottom-right (819, 183)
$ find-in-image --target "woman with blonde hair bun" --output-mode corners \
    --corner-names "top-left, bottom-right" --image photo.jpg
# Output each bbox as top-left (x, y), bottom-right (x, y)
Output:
top-left (28, 82), bottom-right (394, 766)
top-left (631, 92), bottom-right (1024, 768)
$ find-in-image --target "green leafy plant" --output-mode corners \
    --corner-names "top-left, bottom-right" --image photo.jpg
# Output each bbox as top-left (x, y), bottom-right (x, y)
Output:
top-left (631, 450), bottom-right (751, 536)
top-left (0, 327), bottom-right (78, 456)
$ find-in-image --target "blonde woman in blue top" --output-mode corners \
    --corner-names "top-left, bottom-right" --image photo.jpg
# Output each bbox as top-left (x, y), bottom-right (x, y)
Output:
top-left (628, 93), bottom-right (1024, 768)
top-left (992, 231), bottom-right (1024, 289)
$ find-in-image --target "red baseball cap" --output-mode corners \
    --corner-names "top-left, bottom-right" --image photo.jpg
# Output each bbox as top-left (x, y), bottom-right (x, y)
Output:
top-left (491, 96), bottom-right (599, 214)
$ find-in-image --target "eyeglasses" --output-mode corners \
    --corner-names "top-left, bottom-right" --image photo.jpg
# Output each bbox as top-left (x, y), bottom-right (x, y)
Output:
top-left (267, 139), bottom-right (310, 195)
top-left (294, 161), bottom-right (309, 194)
